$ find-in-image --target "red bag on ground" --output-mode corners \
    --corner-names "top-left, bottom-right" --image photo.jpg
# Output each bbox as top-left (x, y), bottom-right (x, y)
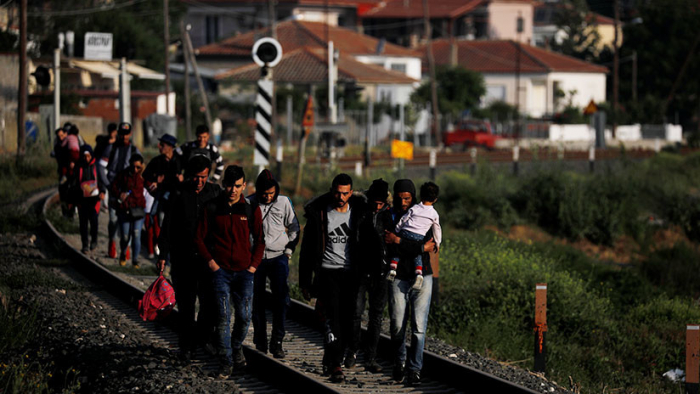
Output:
top-left (138, 274), bottom-right (176, 321)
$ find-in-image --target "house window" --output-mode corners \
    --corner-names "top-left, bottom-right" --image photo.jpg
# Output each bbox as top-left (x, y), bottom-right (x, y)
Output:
top-left (206, 16), bottom-right (219, 44)
top-left (390, 63), bottom-right (407, 74)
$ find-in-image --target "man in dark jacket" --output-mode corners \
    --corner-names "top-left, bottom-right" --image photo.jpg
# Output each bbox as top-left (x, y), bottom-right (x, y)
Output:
top-left (299, 173), bottom-right (367, 383)
top-left (384, 179), bottom-right (436, 386)
top-left (346, 178), bottom-right (393, 373)
top-left (106, 122), bottom-right (141, 259)
top-left (247, 169), bottom-right (300, 359)
top-left (143, 134), bottom-right (182, 258)
top-left (176, 125), bottom-right (224, 182)
top-left (157, 156), bottom-right (220, 363)
top-left (194, 165), bottom-right (264, 379)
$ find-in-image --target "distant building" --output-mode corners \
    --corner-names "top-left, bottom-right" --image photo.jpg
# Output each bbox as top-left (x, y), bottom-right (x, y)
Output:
top-left (182, 0), bottom-right (381, 48)
top-left (358, 0), bottom-right (534, 48)
top-left (421, 39), bottom-right (608, 117)
top-left (533, 2), bottom-right (622, 54)
top-left (197, 20), bottom-right (422, 104)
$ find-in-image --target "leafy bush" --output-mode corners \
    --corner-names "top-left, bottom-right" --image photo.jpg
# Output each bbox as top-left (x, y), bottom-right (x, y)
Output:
top-left (431, 230), bottom-right (697, 393)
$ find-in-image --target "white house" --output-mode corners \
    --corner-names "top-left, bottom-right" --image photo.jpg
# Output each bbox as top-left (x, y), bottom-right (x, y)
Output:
top-left (423, 39), bottom-right (608, 117)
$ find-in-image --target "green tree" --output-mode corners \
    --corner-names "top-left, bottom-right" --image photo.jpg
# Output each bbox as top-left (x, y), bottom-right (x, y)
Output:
top-left (549, 0), bottom-right (602, 63)
top-left (19, 1), bottom-right (186, 89)
top-left (411, 66), bottom-right (485, 117)
top-left (619, 0), bottom-right (700, 126)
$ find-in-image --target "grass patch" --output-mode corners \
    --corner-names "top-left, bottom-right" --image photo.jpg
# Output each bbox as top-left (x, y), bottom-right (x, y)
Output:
top-left (0, 143), bottom-right (57, 206)
top-left (432, 230), bottom-right (694, 393)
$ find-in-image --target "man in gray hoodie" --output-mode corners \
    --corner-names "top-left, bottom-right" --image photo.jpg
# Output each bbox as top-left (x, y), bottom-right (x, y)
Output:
top-left (247, 169), bottom-right (300, 358)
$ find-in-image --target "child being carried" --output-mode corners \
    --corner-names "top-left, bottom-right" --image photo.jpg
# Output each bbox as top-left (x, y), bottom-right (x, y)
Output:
top-left (387, 182), bottom-right (441, 290)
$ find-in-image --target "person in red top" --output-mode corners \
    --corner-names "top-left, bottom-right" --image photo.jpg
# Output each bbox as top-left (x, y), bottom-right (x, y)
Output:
top-left (76, 145), bottom-right (106, 253)
top-left (111, 154), bottom-right (147, 268)
top-left (194, 165), bottom-right (264, 380)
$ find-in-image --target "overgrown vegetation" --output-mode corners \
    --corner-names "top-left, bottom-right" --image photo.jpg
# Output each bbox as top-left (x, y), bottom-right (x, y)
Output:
top-left (0, 143), bottom-right (57, 206)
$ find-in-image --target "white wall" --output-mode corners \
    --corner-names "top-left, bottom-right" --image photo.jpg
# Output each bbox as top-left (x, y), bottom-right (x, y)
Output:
top-left (353, 55), bottom-right (422, 81)
top-left (482, 71), bottom-right (606, 117)
top-left (549, 124), bottom-right (683, 142)
top-left (375, 84), bottom-right (415, 105)
top-left (548, 72), bottom-right (606, 110)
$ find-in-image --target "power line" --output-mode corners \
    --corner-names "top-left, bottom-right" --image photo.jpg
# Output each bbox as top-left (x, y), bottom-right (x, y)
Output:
top-left (27, 0), bottom-right (148, 17)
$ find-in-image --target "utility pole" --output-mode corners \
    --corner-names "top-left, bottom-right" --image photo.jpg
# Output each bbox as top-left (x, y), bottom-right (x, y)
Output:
top-left (632, 50), bottom-right (637, 104)
top-left (181, 21), bottom-right (192, 140)
top-left (17, 0), bottom-right (27, 162)
top-left (612, 0), bottom-right (619, 139)
top-left (163, 0), bottom-right (171, 115)
top-left (119, 58), bottom-right (131, 123)
top-left (183, 23), bottom-right (213, 133)
top-left (515, 13), bottom-right (523, 141)
top-left (268, 0), bottom-right (278, 167)
top-left (53, 49), bottom-right (61, 132)
top-left (423, 0), bottom-right (441, 147)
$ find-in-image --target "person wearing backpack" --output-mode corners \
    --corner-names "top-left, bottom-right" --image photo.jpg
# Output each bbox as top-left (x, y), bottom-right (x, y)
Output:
top-left (246, 169), bottom-right (300, 359)
top-left (157, 156), bottom-right (220, 363)
top-left (76, 144), bottom-right (106, 253)
top-left (106, 122), bottom-right (141, 259)
top-left (111, 154), bottom-right (146, 269)
top-left (194, 165), bottom-right (264, 380)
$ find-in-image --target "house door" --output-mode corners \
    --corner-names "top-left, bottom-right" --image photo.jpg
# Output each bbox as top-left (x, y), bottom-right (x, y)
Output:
top-left (531, 81), bottom-right (547, 118)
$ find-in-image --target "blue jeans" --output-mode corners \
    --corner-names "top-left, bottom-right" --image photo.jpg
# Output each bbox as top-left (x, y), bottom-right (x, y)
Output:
top-left (252, 254), bottom-right (290, 348)
top-left (213, 268), bottom-right (254, 365)
top-left (388, 274), bottom-right (433, 373)
top-left (108, 206), bottom-right (119, 241)
top-left (395, 229), bottom-right (425, 270)
top-left (118, 215), bottom-right (144, 262)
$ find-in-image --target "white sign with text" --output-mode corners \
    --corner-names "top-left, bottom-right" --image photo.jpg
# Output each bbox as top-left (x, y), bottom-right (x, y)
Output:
top-left (84, 32), bottom-right (113, 61)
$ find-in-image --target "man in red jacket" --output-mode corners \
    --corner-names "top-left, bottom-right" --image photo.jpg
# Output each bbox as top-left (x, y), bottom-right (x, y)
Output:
top-left (195, 165), bottom-right (264, 380)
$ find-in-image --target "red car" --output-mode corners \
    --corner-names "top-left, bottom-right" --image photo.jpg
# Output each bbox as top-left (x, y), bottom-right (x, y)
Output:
top-left (443, 120), bottom-right (501, 149)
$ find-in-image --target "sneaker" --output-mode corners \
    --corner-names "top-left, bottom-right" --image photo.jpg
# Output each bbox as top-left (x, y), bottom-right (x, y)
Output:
top-left (90, 240), bottom-right (98, 251)
top-left (330, 367), bottom-right (344, 383)
top-left (216, 364), bottom-right (232, 380)
top-left (386, 269), bottom-right (396, 282)
top-left (344, 352), bottom-right (356, 369)
top-left (132, 261), bottom-right (140, 269)
top-left (406, 370), bottom-right (421, 386)
top-left (270, 341), bottom-right (285, 359)
top-left (119, 259), bottom-right (127, 267)
top-left (412, 275), bottom-right (424, 290)
top-left (392, 364), bottom-right (404, 383)
top-left (148, 253), bottom-right (155, 259)
top-left (365, 359), bottom-right (383, 373)
top-left (108, 240), bottom-right (117, 258)
top-left (232, 348), bottom-right (246, 369)
top-left (81, 245), bottom-right (89, 254)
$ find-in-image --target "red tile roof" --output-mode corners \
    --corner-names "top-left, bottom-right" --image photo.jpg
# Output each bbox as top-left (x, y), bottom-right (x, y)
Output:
top-left (196, 20), bottom-right (419, 57)
top-left (360, 0), bottom-right (485, 19)
top-left (215, 46), bottom-right (418, 84)
top-left (423, 39), bottom-right (608, 74)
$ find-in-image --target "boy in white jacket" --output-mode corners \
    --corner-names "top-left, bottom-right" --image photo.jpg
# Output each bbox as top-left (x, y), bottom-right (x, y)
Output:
top-left (387, 182), bottom-right (441, 290)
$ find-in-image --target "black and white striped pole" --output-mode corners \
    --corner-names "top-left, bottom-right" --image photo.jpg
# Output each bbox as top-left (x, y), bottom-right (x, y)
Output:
top-left (513, 145), bottom-right (520, 176)
top-left (469, 146), bottom-right (477, 175)
top-left (589, 145), bottom-right (595, 173)
top-left (252, 38), bottom-right (282, 174)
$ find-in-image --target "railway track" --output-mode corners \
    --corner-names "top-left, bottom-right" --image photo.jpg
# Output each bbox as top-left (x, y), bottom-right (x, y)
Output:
top-left (41, 190), bottom-right (543, 393)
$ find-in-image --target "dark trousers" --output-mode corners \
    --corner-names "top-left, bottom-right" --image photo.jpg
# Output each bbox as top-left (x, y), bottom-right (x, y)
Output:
top-left (318, 267), bottom-right (357, 369)
top-left (171, 256), bottom-right (216, 352)
top-left (349, 273), bottom-right (388, 362)
top-left (78, 202), bottom-right (98, 248)
top-left (252, 254), bottom-right (290, 349)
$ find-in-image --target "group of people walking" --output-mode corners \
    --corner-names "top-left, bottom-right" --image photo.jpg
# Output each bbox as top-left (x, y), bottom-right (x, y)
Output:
top-left (52, 121), bottom-right (442, 386)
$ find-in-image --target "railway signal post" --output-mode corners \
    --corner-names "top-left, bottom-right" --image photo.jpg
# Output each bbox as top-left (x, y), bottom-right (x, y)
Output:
top-left (252, 37), bottom-right (282, 173)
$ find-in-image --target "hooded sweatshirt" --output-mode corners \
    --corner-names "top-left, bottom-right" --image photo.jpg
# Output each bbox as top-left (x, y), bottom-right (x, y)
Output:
top-left (246, 169), bottom-right (300, 260)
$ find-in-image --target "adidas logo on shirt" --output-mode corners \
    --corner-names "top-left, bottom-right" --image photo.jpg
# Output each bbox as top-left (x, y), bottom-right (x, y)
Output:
top-left (329, 223), bottom-right (351, 244)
